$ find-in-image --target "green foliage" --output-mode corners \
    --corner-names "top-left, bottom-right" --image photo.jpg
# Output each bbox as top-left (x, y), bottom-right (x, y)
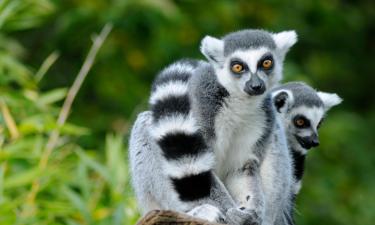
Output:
top-left (0, 1), bottom-right (138, 224)
top-left (0, 134), bottom-right (139, 225)
top-left (0, 0), bottom-right (374, 224)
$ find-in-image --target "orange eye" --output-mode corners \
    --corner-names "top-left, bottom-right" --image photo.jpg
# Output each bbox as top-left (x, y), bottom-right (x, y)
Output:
top-left (231, 63), bottom-right (244, 73)
top-left (295, 119), bottom-right (305, 127)
top-left (262, 59), bottom-right (273, 69)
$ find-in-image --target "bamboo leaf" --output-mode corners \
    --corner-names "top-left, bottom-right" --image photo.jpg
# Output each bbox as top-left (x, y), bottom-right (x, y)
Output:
top-left (0, 164), bottom-right (5, 204)
top-left (38, 88), bottom-right (67, 106)
top-left (60, 123), bottom-right (90, 136)
top-left (75, 149), bottom-right (111, 183)
top-left (0, 99), bottom-right (19, 140)
top-left (4, 167), bottom-right (40, 189)
top-left (62, 186), bottom-right (91, 223)
top-left (35, 51), bottom-right (59, 83)
top-left (105, 134), bottom-right (127, 194)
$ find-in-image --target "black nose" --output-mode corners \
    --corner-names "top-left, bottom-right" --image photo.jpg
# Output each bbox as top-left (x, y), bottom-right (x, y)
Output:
top-left (244, 76), bottom-right (265, 96)
top-left (310, 133), bottom-right (319, 147)
top-left (311, 137), bottom-right (319, 147)
top-left (251, 83), bottom-right (263, 91)
top-left (295, 134), bottom-right (319, 149)
top-left (244, 84), bottom-right (265, 96)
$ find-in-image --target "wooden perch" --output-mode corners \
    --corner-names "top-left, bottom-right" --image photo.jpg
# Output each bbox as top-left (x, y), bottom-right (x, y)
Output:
top-left (135, 210), bottom-right (225, 225)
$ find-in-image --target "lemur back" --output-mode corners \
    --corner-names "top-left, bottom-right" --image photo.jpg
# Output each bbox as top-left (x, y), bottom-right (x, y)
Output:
top-left (129, 29), bottom-right (298, 225)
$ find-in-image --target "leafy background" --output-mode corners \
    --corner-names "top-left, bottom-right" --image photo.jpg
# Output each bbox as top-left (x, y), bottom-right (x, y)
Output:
top-left (0, 0), bottom-right (374, 224)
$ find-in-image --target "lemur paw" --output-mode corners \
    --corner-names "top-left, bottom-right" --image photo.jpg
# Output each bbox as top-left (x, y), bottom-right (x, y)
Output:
top-left (238, 195), bottom-right (264, 225)
top-left (226, 207), bottom-right (262, 225)
top-left (187, 204), bottom-right (226, 223)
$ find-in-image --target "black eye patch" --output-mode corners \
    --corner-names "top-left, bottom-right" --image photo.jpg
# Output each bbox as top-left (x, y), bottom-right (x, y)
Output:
top-left (257, 54), bottom-right (274, 71)
top-left (293, 114), bottom-right (311, 128)
top-left (230, 59), bottom-right (249, 75)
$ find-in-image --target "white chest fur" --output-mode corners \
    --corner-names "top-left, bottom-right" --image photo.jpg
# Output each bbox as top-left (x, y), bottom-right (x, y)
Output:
top-left (213, 95), bottom-right (266, 179)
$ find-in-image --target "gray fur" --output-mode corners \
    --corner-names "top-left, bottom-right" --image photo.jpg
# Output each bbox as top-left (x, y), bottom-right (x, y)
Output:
top-left (223, 29), bottom-right (276, 56)
top-left (151, 58), bottom-right (199, 91)
top-left (189, 61), bottom-right (230, 141)
top-left (129, 111), bottom-right (174, 212)
top-left (273, 82), bottom-right (324, 108)
top-left (260, 121), bottom-right (294, 225)
top-left (254, 95), bottom-right (276, 159)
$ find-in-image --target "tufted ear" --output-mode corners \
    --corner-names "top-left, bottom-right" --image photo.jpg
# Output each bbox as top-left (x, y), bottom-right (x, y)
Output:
top-left (200, 35), bottom-right (224, 66)
top-left (272, 31), bottom-right (297, 57)
top-left (317, 92), bottom-right (342, 111)
top-left (272, 89), bottom-right (294, 113)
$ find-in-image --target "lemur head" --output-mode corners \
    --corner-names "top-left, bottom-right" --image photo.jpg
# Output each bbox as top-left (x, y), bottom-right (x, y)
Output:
top-left (272, 82), bottom-right (342, 151)
top-left (200, 29), bottom-right (297, 97)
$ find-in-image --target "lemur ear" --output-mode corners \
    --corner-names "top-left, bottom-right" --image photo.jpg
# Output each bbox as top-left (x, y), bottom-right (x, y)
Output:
top-left (272, 31), bottom-right (297, 57)
top-left (200, 36), bottom-right (224, 66)
top-left (317, 92), bottom-right (343, 111)
top-left (272, 89), bottom-right (294, 113)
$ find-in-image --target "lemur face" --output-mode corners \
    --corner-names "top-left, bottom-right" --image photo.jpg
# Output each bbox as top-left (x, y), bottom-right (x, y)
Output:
top-left (215, 48), bottom-right (280, 96)
top-left (272, 82), bottom-right (342, 151)
top-left (200, 29), bottom-right (297, 97)
top-left (287, 106), bottom-right (325, 149)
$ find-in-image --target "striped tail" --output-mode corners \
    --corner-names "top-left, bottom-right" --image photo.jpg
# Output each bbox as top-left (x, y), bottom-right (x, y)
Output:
top-left (149, 59), bottom-right (215, 201)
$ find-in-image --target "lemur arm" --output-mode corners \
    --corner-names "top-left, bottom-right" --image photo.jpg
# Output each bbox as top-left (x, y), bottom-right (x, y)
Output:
top-left (225, 159), bottom-right (265, 225)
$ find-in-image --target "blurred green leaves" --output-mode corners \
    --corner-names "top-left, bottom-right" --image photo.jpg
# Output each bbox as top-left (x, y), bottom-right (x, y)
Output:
top-left (0, 1), bottom-right (138, 224)
top-left (0, 0), bottom-right (54, 31)
top-left (0, 132), bottom-right (139, 224)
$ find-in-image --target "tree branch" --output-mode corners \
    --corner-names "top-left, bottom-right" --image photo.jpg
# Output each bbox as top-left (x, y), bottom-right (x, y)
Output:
top-left (136, 210), bottom-right (225, 225)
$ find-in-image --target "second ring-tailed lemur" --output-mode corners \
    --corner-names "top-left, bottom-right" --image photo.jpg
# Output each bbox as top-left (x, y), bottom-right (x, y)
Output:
top-left (129, 29), bottom-right (297, 225)
top-left (271, 82), bottom-right (342, 195)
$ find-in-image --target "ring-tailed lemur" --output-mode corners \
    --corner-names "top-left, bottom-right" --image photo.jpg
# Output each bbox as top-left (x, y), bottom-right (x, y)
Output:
top-left (129, 29), bottom-right (298, 225)
top-left (271, 82), bottom-right (342, 195)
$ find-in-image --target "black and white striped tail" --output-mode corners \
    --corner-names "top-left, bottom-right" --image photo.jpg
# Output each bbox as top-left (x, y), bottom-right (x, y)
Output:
top-left (150, 59), bottom-right (215, 201)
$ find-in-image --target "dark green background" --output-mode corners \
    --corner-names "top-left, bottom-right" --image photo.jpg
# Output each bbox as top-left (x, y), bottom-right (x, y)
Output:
top-left (1, 0), bottom-right (374, 224)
